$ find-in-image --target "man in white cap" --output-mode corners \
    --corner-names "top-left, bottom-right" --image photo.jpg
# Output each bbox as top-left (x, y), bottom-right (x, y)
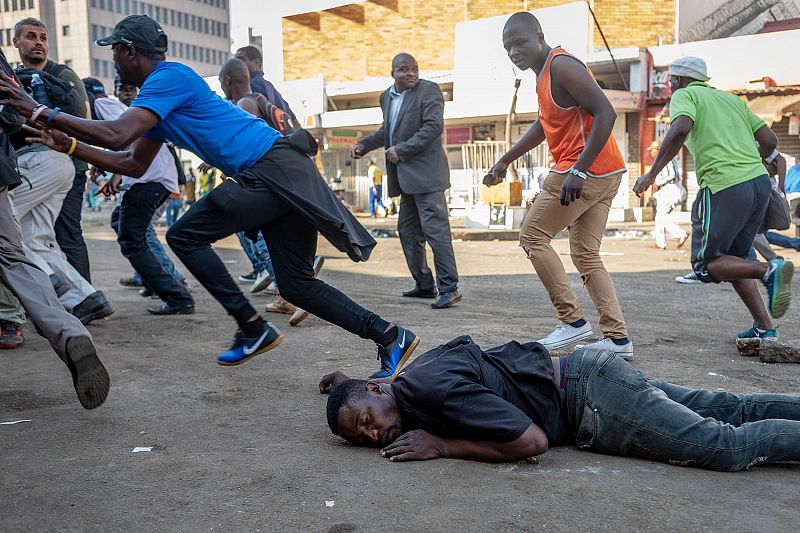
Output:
top-left (635, 56), bottom-right (793, 342)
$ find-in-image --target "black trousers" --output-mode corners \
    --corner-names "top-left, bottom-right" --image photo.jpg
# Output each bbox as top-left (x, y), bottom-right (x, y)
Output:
top-left (167, 146), bottom-right (383, 338)
top-left (110, 182), bottom-right (193, 307)
top-left (54, 171), bottom-right (91, 282)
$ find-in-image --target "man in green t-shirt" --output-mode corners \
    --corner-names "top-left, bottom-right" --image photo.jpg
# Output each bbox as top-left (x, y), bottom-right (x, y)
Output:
top-left (635, 57), bottom-right (793, 341)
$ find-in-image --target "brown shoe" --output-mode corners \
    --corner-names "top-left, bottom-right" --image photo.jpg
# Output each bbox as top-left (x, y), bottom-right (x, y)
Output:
top-left (266, 298), bottom-right (295, 314)
top-left (289, 308), bottom-right (310, 326)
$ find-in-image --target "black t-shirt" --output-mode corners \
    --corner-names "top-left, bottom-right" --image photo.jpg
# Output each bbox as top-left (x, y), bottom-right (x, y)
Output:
top-left (392, 336), bottom-right (571, 445)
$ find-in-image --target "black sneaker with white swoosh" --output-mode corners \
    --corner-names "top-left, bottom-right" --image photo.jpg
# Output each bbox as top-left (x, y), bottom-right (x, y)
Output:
top-left (370, 326), bottom-right (420, 379)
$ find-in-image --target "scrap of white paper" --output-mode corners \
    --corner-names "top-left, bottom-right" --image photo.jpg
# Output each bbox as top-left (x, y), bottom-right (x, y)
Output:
top-left (325, 501), bottom-right (335, 508)
top-left (132, 446), bottom-right (153, 453)
top-left (1, 419), bottom-right (32, 425)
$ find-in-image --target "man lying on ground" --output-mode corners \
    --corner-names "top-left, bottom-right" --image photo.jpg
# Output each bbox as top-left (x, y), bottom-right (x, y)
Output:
top-left (321, 337), bottom-right (800, 471)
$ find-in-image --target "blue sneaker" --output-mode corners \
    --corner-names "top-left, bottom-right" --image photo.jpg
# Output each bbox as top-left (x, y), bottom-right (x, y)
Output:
top-left (737, 325), bottom-right (778, 340)
top-left (216, 322), bottom-right (284, 366)
top-left (763, 258), bottom-right (794, 319)
top-left (369, 326), bottom-right (420, 379)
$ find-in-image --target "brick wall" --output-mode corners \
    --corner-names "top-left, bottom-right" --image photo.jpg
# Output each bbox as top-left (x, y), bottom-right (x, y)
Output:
top-left (282, 0), bottom-right (676, 82)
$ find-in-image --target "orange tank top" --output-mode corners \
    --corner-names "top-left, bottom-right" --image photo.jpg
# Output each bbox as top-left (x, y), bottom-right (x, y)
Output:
top-left (536, 48), bottom-right (626, 177)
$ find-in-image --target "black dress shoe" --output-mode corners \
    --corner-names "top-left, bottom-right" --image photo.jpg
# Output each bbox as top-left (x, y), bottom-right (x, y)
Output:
top-left (402, 287), bottom-right (438, 298)
top-left (147, 303), bottom-right (195, 315)
top-left (431, 289), bottom-right (462, 309)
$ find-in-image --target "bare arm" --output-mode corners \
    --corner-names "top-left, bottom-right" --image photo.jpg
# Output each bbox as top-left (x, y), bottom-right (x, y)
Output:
top-left (237, 97), bottom-right (261, 118)
top-left (776, 154), bottom-right (786, 192)
top-left (24, 124), bottom-right (161, 178)
top-left (754, 125), bottom-right (778, 159)
top-left (554, 57), bottom-right (617, 174)
top-left (486, 121), bottom-right (545, 185)
top-left (0, 73), bottom-right (160, 150)
top-left (633, 116), bottom-right (694, 197)
top-left (380, 424), bottom-right (548, 463)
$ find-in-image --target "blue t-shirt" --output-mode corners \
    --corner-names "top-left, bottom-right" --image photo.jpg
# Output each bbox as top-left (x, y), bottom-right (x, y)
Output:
top-left (131, 61), bottom-right (280, 177)
top-left (786, 164), bottom-right (800, 194)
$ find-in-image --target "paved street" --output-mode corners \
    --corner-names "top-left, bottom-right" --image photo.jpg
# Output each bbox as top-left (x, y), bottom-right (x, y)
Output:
top-left (2, 225), bottom-right (799, 531)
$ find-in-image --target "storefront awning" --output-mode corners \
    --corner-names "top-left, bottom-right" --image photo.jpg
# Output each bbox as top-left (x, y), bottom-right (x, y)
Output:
top-left (743, 94), bottom-right (800, 125)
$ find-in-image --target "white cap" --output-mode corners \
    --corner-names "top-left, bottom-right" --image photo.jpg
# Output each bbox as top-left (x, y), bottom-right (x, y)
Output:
top-left (668, 56), bottom-right (710, 82)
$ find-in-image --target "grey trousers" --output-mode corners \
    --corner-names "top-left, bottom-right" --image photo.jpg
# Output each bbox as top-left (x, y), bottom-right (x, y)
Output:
top-left (0, 187), bottom-right (89, 358)
top-left (0, 199), bottom-right (25, 324)
top-left (752, 233), bottom-right (778, 262)
top-left (10, 150), bottom-right (96, 310)
top-left (397, 191), bottom-right (458, 293)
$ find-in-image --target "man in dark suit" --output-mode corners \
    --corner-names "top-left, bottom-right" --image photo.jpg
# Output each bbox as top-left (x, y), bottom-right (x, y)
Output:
top-left (352, 53), bottom-right (461, 309)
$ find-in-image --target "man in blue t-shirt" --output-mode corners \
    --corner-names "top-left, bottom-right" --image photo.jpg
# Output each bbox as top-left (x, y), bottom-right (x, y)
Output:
top-left (0, 15), bottom-right (419, 377)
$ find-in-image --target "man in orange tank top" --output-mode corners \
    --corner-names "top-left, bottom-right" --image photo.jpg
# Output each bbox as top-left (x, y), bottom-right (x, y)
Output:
top-left (487, 12), bottom-right (632, 358)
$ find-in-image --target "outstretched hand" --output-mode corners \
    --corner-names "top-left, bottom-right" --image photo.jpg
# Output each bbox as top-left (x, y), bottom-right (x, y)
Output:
top-left (633, 173), bottom-right (655, 198)
top-left (484, 160), bottom-right (508, 187)
top-left (0, 72), bottom-right (38, 117)
top-left (319, 371), bottom-right (350, 394)
top-left (380, 429), bottom-right (445, 462)
top-left (22, 124), bottom-right (71, 153)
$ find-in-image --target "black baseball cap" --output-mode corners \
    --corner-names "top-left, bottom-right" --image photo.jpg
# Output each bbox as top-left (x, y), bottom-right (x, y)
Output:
top-left (82, 77), bottom-right (106, 96)
top-left (96, 15), bottom-right (168, 54)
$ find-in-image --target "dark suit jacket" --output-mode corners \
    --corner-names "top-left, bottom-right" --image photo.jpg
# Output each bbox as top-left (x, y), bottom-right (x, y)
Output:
top-left (359, 79), bottom-right (450, 197)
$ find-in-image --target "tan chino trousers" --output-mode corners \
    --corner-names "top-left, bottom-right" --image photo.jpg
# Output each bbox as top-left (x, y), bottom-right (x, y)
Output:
top-left (520, 171), bottom-right (628, 339)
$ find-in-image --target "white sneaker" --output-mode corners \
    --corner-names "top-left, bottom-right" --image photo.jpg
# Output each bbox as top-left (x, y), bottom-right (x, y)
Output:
top-left (537, 321), bottom-right (593, 351)
top-left (264, 281), bottom-right (278, 295)
top-left (675, 272), bottom-right (700, 284)
top-left (250, 270), bottom-right (272, 294)
top-left (586, 337), bottom-right (634, 360)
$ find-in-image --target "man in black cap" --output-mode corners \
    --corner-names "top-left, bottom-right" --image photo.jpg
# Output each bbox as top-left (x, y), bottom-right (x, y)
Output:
top-left (0, 15), bottom-right (420, 378)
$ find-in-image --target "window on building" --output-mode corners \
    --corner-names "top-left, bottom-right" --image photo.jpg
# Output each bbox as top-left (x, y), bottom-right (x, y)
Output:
top-left (102, 61), bottom-right (108, 78)
top-left (116, 0), bottom-right (121, 12)
top-left (28, 0), bottom-right (34, 8)
top-left (147, 3), bottom-right (153, 17)
top-left (98, 0), bottom-right (104, 9)
top-left (169, 9), bottom-right (174, 26)
top-left (124, 0), bottom-right (129, 13)
top-left (62, 25), bottom-right (70, 36)
top-left (12, 0), bottom-right (18, 10)
top-left (92, 59), bottom-right (100, 77)
top-left (192, 45), bottom-right (197, 61)
top-left (155, 5), bottom-right (160, 21)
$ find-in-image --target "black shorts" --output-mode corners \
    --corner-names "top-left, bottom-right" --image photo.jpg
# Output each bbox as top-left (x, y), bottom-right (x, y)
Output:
top-left (691, 174), bottom-right (770, 283)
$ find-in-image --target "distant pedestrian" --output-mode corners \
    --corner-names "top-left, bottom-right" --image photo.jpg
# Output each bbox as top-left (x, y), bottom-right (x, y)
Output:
top-left (635, 56), bottom-right (792, 341)
top-left (367, 158), bottom-right (387, 217)
top-left (647, 141), bottom-right (688, 250)
top-left (352, 53), bottom-right (461, 309)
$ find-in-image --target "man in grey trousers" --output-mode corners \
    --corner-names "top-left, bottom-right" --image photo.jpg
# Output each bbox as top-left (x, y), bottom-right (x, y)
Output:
top-left (352, 53), bottom-right (461, 309)
top-left (0, 48), bottom-right (109, 409)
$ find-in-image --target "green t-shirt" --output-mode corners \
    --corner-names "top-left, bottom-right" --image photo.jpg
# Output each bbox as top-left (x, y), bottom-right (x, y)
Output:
top-left (669, 81), bottom-right (766, 194)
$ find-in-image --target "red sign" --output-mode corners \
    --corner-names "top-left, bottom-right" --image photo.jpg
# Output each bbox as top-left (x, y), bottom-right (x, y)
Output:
top-left (445, 127), bottom-right (471, 145)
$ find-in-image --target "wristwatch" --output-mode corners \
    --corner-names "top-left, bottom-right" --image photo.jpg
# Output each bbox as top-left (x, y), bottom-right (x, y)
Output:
top-left (568, 167), bottom-right (588, 180)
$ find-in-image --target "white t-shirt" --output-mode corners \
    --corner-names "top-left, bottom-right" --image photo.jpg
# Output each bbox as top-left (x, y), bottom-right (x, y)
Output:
top-left (93, 97), bottom-right (178, 193)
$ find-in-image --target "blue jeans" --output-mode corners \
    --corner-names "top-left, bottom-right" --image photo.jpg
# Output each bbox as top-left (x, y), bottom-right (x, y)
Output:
top-left (110, 183), bottom-right (192, 306)
top-left (765, 231), bottom-right (800, 251)
top-left (369, 184), bottom-right (387, 216)
top-left (236, 230), bottom-right (275, 279)
top-left (565, 348), bottom-right (800, 471)
top-left (165, 197), bottom-right (183, 227)
top-left (116, 197), bottom-right (185, 286)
